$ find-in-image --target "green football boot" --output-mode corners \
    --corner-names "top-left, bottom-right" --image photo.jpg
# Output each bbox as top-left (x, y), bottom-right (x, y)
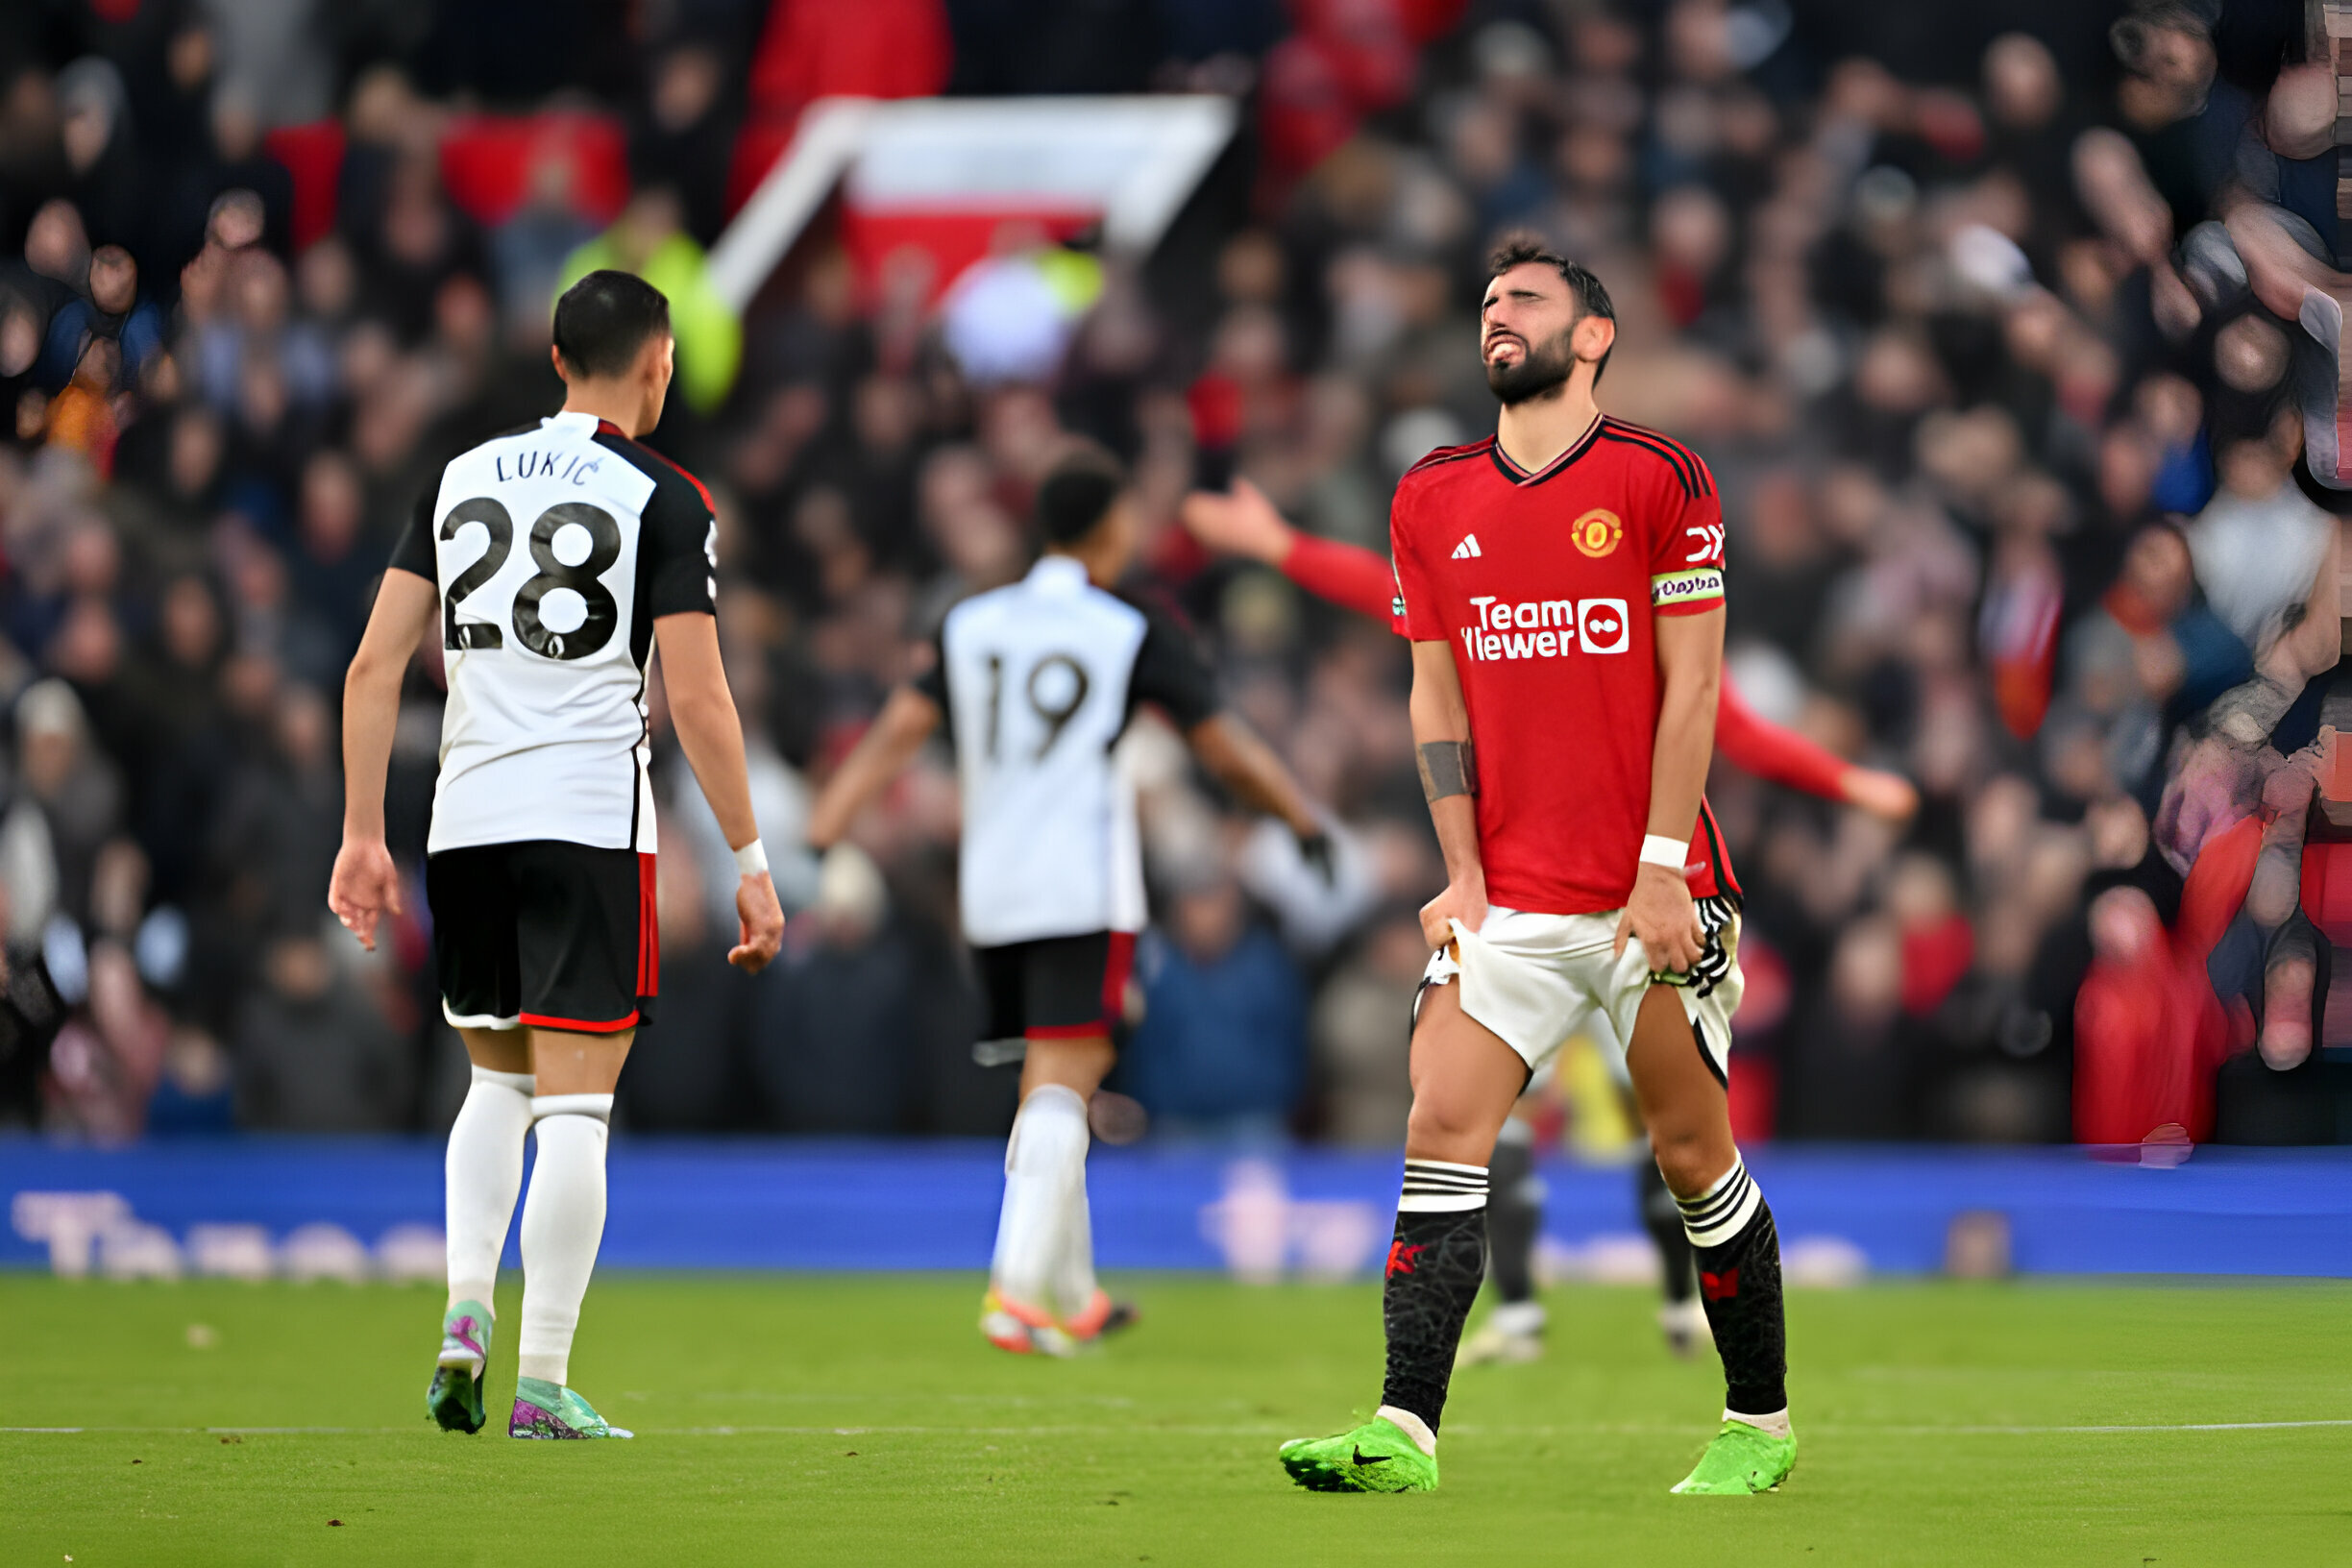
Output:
top-left (426, 1299), bottom-right (493, 1434)
top-left (1278, 1416), bottom-right (1438, 1493)
top-left (510, 1377), bottom-right (633, 1440)
top-left (1670, 1419), bottom-right (1797, 1494)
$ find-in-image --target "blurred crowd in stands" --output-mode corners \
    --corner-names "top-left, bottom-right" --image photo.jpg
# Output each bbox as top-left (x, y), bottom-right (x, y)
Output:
top-left (1, 0), bottom-right (2345, 1150)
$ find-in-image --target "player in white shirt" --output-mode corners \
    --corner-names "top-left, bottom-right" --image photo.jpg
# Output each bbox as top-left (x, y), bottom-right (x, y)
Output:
top-left (808, 450), bottom-right (1330, 1354)
top-left (331, 272), bottom-right (785, 1438)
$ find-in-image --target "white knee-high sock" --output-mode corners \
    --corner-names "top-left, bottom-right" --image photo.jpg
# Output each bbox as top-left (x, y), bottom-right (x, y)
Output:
top-left (517, 1094), bottom-right (612, 1386)
top-left (1050, 1149), bottom-right (1099, 1320)
top-left (992, 1084), bottom-right (1089, 1311)
top-left (446, 1065), bottom-right (534, 1311)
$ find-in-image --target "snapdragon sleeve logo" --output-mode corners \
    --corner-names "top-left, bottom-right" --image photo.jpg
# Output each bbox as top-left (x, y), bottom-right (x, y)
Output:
top-left (1649, 568), bottom-right (1725, 609)
top-left (1571, 508), bottom-right (1623, 558)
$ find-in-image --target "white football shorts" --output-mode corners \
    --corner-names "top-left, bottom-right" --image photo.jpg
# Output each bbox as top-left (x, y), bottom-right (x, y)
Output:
top-left (1418, 896), bottom-right (1743, 1084)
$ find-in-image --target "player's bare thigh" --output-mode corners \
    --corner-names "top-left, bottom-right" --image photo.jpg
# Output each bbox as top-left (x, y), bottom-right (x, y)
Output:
top-left (1021, 1035), bottom-right (1115, 1100)
top-left (459, 1025), bottom-right (635, 1094)
top-left (1405, 980), bottom-right (1531, 1165)
top-left (1621, 984), bottom-right (1735, 1199)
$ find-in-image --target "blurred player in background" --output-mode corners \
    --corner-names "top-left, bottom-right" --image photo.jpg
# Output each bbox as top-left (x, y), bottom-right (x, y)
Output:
top-left (1279, 239), bottom-right (1796, 1496)
top-left (1184, 456), bottom-right (1914, 1370)
top-left (807, 451), bottom-right (1330, 1355)
top-left (331, 272), bottom-right (785, 1439)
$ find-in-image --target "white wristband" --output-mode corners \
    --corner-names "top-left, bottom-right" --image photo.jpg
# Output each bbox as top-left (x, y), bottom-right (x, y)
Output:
top-left (1639, 835), bottom-right (1689, 871)
top-left (733, 839), bottom-right (770, 877)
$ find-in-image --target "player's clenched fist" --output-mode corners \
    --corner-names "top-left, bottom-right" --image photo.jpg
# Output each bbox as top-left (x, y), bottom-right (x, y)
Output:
top-left (730, 871), bottom-right (785, 972)
top-left (1614, 861), bottom-right (1703, 974)
top-left (1418, 871), bottom-right (1489, 950)
top-left (328, 837), bottom-right (403, 952)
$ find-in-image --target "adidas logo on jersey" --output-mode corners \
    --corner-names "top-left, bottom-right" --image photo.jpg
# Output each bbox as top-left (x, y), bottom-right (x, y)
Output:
top-left (1451, 534), bottom-right (1482, 559)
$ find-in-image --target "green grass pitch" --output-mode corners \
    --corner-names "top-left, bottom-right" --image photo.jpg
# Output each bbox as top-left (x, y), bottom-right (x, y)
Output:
top-left (4, 1273), bottom-right (2345, 1565)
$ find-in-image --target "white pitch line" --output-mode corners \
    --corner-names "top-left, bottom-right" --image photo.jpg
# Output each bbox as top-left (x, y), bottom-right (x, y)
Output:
top-left (665, 1424), bottom-right (1289, 1436)
top-left (5, 1419), bottom-right (2349, 1438)
top-left (19, 1428), bottom-right (387, 1435)
top-left (1858, 1419), bottom-right (2352, 1435)
top-left (211, 1427), bottom-right (384, 1434)
top-left (1426, 1419), bottom-right (2352, 1437)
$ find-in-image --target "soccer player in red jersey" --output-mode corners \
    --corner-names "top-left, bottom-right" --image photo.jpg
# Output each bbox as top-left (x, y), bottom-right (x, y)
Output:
top-left (1182, 477), bottom-right (1916, 1367)
top-left (1277, 237), bottom-right (1797, 1495)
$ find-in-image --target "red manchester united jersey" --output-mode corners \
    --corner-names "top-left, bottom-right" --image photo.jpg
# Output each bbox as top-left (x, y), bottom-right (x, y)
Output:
top-left (1389, 415), bottom-right (1738, 916)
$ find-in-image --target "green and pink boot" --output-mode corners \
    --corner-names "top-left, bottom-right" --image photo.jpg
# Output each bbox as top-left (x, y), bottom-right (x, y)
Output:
top-left (510, 1377), bottom-right (633, 1439)
top-left (426, 1300), bottom-right (492, 1434)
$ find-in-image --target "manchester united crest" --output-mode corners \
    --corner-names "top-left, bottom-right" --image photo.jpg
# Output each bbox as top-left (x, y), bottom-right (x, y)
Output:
top-left (1571, 508), bottom-right (1623, 558)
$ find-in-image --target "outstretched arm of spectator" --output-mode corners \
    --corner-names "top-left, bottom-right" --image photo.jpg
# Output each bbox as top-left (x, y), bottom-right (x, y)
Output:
top-left (1713, 677), bottom-right (1919, 821)
top-left (1191, 485), bottom-right (1923, 825)
top-left (330, 568), bottom-right (438, 953)
top-left (656, 611), bottom-right (785, 973)
top-left (1285, 533), bottom-right (1400, 625)
top-left (1183, 479), bottom-right (1398, 624)
top-left (1190, 480), bottom-right (1921, 824)
top-left (805, 686), bottom-right (943, 850)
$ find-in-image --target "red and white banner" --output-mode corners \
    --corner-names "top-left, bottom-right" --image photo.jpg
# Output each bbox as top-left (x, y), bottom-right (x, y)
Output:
top-left (708, 96), bottom-right (1237, 312)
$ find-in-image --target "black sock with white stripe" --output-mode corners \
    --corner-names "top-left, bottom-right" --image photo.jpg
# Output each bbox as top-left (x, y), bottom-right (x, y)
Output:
top-left (1676, 1155), bottom-right (1787, 1421)
top-left (1378, 1159), bottom-right (1488, 1439)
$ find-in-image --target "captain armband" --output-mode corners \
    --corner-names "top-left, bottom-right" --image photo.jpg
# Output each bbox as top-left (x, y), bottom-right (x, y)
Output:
top-left (1417, 740), bottom-right (1479, 802)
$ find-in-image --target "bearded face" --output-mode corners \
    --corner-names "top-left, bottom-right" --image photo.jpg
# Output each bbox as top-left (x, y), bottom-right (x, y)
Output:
top-left (1483, 321), bottom-right (1579, 405)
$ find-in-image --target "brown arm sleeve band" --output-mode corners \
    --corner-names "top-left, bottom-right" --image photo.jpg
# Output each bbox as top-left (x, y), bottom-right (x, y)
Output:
top-left (1417, 740), bottom-right (1478, 801)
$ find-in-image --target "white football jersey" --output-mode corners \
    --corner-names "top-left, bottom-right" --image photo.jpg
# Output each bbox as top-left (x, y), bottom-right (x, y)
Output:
top-left (389, 410), bottom-right (718, 856)
top-left (919, 556), bottom-right (1218, 947)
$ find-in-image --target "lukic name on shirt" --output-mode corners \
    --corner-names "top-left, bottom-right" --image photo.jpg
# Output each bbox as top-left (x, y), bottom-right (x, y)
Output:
top-left (493, 448), bottom-right (601, 486)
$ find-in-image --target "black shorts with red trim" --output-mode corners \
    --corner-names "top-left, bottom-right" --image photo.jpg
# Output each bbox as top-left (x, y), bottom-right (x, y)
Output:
top-left (973, 930), bottom-right (1134, 1050)
top-left (426, 840), bottom-right (657, 1034)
